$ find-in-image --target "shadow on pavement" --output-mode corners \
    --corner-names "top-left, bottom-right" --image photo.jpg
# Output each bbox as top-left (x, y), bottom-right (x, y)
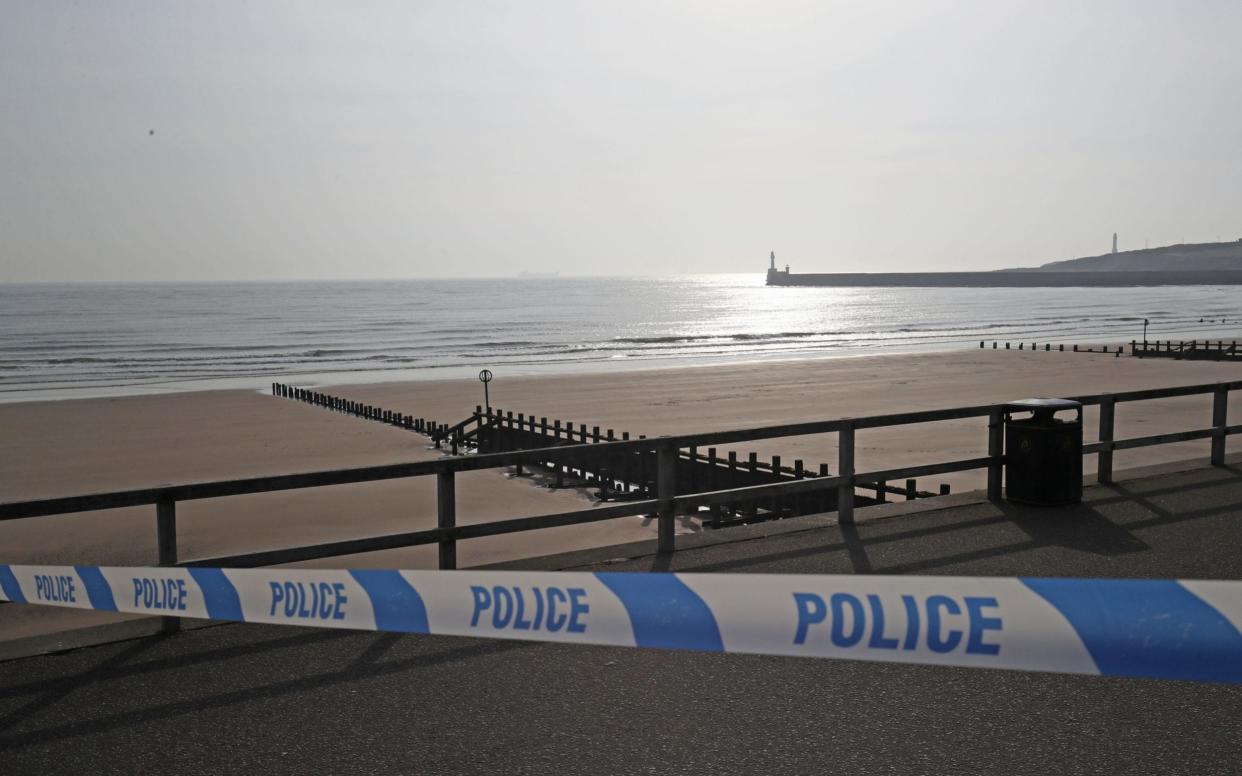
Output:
top-left (0, 629), bottom-right (533, 752)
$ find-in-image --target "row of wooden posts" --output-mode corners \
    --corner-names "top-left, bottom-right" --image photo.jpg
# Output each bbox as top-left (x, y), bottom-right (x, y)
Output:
top-left (268, 384), bottom-right (952, 529)
top-left (980, 341), bottom-right (1125, 355)
top-left (465, 406), bottom-right (949, 528)
top-left (270, 383), bottom-right (447, 439)
top-left (1132, 340), bottom-right (1241, 361)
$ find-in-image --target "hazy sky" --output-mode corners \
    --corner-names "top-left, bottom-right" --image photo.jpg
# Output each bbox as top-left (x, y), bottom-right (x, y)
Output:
top-left (3, 1), bottom-right (1240, 281)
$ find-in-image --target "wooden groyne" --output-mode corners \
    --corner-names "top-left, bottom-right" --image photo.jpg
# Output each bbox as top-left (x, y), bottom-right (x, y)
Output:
top-left (979, 341), bottom-right (1125, 355)
top-left (269, 383), bottom-right (951, 529)
top-left (460, 407), bottom-right (948, 528)
top-left (1132, 340), bottom-right (1242, 362)
top-left (978, 338), bottom-right (1242, 363)
top-left (270, 383), bottom-right (448, 440)
top-left (976, 339), bottom-right (1242, 361)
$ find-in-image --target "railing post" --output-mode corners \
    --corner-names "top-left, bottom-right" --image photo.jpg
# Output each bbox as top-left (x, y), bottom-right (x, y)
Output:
top-left (987, 406), bottom-right (1003, 502)
top-left (1098, 395), bottom-right (1115, 485)
top-left (437, 469), bottom-right (456, 569)
top-left (1212, 386), bottom-right (1229, 466)
top-left (156, 495), bottom-right (180, 633)
top-left (657, 442), bottom-right (677, 555)
top-left (838, 421), bottom-right (855, 524)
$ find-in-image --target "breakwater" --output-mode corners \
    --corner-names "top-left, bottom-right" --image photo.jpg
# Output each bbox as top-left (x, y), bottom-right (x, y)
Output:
top-left (268, 383), bottom-right (950, 528)
top-left (766, 269), bottom-right (1242, 287)
top-left (975, 339), bottom-right (1242, 361)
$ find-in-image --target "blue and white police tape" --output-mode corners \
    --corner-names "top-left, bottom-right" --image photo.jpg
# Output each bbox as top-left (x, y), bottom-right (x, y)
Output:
top-left (2, 563), bottom-right (1240, 684)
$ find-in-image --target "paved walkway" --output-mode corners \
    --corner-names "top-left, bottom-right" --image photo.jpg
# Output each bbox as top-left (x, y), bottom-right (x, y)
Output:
top-left (3, 462), bottom-right (1242, 774)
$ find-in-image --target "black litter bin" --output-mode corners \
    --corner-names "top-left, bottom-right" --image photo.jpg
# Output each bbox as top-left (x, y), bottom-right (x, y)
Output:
top-left (1004, 398), bottom-right (1083, 506)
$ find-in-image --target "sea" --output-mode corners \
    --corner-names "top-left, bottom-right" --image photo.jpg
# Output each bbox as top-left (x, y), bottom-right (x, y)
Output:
top-left (2, 275), bottom-right (1239, 403)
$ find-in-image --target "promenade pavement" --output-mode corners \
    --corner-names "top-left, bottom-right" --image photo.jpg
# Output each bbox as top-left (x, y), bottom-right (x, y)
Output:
top-left (3, 460), bottom-right (1242, 774)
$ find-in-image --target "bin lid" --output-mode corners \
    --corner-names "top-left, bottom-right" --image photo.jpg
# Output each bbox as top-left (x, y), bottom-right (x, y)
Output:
top-left (1005, 398), bottom-right (1082, 411)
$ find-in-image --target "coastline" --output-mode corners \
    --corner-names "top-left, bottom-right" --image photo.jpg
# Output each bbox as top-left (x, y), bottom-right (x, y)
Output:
top-left (5, 346), bottom-right (1242, 640)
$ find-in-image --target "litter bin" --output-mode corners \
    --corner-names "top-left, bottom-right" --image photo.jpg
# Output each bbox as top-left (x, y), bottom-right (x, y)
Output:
top-left (1004, 398), bottom-right (1083, 506)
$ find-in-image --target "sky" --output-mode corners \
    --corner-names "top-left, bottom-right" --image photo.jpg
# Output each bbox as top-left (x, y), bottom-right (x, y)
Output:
top-left (2, 1), bottom-right (1241, 282)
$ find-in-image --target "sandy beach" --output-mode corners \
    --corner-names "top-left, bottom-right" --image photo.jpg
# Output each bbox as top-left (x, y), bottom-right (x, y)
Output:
top-left (3, 346), bottom-right (1242, 639)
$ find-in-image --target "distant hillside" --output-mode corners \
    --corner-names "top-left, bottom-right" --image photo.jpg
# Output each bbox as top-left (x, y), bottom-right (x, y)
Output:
top-left (1003, 239), bottom-right (1242, 272)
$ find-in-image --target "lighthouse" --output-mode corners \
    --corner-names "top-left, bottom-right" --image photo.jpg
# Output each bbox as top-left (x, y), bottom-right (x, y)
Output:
top-left (1112, 233), bottom-right (1118, 254)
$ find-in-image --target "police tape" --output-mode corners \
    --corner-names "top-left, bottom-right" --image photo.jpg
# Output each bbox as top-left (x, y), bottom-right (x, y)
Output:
top-left (2, 563), bottom-right (1240, 684)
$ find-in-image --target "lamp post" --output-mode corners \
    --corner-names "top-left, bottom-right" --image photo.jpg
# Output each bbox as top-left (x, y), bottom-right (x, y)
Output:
top-left (1143, 318), bottom-right (1149, 345)
top-left (478, 369), bottom-right (493, 414)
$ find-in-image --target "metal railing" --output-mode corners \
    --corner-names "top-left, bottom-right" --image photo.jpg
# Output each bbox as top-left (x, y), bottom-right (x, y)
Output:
top-left (2, 380), bottom-right (1240, 630)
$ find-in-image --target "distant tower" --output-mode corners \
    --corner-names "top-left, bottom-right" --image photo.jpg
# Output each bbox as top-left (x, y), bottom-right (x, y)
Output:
top-left (766, 251), bottom-right (781, 285)
top-left (1112, 233), bottom-right (1118, 254)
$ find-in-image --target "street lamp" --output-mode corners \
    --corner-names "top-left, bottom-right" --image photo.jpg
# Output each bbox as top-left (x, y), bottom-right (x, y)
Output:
top-left (1143, 318), bottom-right (1149, 344)
top-left (478, 369), bottom-right (493, 414)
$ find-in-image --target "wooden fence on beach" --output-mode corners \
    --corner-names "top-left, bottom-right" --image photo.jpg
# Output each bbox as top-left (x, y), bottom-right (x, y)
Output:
top-left (1131, 340), bottom-right (1242, 362)
top-left (980, 339), bottom-right (1242, 361)
top-left (269, 383), bottom-right (949, 527)
top-left (980, 341), bottom-right (1126, 355)
top-left (270, 382), bottom-right (449, 438)
top-left (464, 408), bottom-right (949, 527)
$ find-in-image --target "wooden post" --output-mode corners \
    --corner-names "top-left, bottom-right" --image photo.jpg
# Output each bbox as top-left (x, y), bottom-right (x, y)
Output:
top-left (875, 480), bottom-right (886, 503)
top-left (1098, 395), bottom-right (1115, 484)
top-left (939, 484), bottom-right (951, 495)
top-left (987, 405), bottom-right (1003, 502)
top-left (437, 470), bottom-right (456, 570)
top-left (819, 462), bottom-right (831, 512)
top-left (1212, 386), bottom-right (1228, 466)
top-left (514, 413), bottom-right (525, 475)
top-left (793, 459), bottom-right (804, 514)
top-left (747, 452), bottom-right (759, 516)
top-left (657, 442), bottom-right (677, 554)
top-left (686, 446), bottom-right (697, 493)
top-left (770, 454), bottom-right (782, 516)
top-left (905, 479), bottom-right (916, 501)
top-left (727, 452), bottom-right (739, 515)
top-left (554, 420), bottom-right (565, 487)
top-left (838, 422), bottom-right (855, 524)
top-left (156, 496), bottom-right (179, 633)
